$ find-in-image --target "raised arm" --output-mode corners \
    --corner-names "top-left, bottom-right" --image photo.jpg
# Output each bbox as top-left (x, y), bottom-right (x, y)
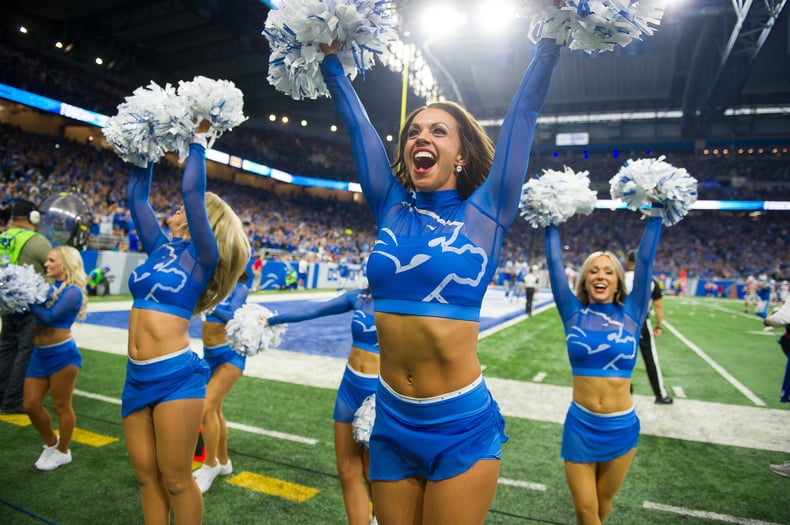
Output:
top-left (320, 52), bottom-right (406, 220)
top-left (470, 39), bottom-right (560, 227)
top-left (126, 163), bottom-right (167, 254)
top-left (627, 214), bottom-right (663, 327)
top-left (182, 142), bottom-right (218, 268)
top-left (268, 288), bottom-right (359, 325)
top-left (545, 224), bottom-right (576, 320)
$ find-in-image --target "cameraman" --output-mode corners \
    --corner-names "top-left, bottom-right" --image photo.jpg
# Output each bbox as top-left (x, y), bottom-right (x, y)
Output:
top-left (87, 266), bottom-right (112, 296)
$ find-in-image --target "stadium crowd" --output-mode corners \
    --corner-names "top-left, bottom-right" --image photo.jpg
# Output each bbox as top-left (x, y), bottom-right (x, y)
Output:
top-left (1, 42), bottom-right (788, 282)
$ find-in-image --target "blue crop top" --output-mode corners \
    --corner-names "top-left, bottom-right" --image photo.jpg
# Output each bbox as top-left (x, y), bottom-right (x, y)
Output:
top-left (205, 281), bottom-right (249, 324)
top-left (268, 289), bottom-right (379, 354)
top-left (321, 40), bottom-right (560, 322)
top-left (546, 216), bottom-right (662, 378)
top-left (30, 282), bottom-right (82, 330)
top-left (127, 143), bottom-right (219, 320)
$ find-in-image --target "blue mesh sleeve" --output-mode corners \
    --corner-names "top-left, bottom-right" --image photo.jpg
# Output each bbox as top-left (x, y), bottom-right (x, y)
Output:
top-left (182, 143), bottom-right (218, 268)
top-left (626, 216), bottom-right (663, 326)
top-left (469, 39), bottom-right (560, 227)
top-left (210, 283), bottom-right (249, 324)
top-left (268, 288), bottom-right (360, 325)
top-left (320, 55), bottom-right (408, 222)
top-left (127, 163), bottom-right (167, 254)
top-left (30, 286), bottom-right (82, 327)
top-left (545, 225), bottom-right (578, 321)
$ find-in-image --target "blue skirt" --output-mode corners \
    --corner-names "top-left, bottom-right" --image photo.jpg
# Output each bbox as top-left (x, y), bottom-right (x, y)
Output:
top-left (561, 401), bottom-right (639, 463)
top-left (333, 364), bottom-right (378, 424)
top-left (26, 339), bottom-right (81, 378)
top-left (121, 349), bottom-right (210, 417)
top-left (369, 375), bottom-right (507, 481)
top-left (203, 343), bottom-right (246, 375)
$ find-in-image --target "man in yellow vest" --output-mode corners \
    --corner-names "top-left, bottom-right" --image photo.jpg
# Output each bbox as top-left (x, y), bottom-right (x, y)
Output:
top-left (0, 199), bottom-right (53, 414)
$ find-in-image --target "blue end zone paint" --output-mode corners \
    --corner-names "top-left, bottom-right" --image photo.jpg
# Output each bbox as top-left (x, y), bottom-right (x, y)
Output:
top-left (82, 297), bottom-right (555, 359)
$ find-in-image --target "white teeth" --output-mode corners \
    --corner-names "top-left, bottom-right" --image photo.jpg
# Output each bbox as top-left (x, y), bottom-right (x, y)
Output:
top-left (414, 151), bottom-right (435, 160)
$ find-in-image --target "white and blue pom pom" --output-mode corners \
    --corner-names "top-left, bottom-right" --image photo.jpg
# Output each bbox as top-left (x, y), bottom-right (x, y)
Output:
top-left (0, 264), bottom-right (50, 316)
top-left (177, 76), bottom-right (248, 147)
top-left (263, 0), bottom-right (397, 99)
top-left (352, 393), bottom-right (376, 447)
top-left (519, 166), bottom-right (598, 228)
top-left (609, 156), bottom-right (697, 226)
top-left (226, 303), bottom-right (286, 356)
top-left (525, 0), bottom-right (668, 53)
top-left (103, 81), bottom-right (194, 166)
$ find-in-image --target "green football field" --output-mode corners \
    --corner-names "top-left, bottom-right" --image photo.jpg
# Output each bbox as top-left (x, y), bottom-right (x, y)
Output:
top-left (1, 294), bottom-right (788, 525)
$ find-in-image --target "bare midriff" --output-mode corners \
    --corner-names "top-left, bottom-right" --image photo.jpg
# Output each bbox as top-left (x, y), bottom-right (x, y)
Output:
top-left (33, 326), bottom-right (72, 347)
top-left (127, 307), bottom-right (191, 361)
top-left (347, 346), bottom-right (380, 375)
top-left (572, 375), bottom-right (633, 413)
top-left (375, 312), bottom-right (481, 398)
top-left (201, 320), bottom-right (226, 347)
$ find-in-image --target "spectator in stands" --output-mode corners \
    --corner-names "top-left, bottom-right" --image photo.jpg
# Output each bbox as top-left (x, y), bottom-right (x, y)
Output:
top-left (121, 126), bottom-right (250, 525)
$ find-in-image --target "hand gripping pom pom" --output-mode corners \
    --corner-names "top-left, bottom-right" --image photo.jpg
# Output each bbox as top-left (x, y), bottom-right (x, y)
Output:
top-left (519, 166), bottom-right (598, 228)
top-left (609, 156), bottom-right (697, 226)
top-left (226, 303), bottom-right (287, 356)
top-left (103, 81), bottom-right (194, 166)
top-left (0, 265), bottom-right (50, 316)
top-left (177, 76), bottom-right (248, 148)
top-left (524, 0), bottom-right (668, 53)
top-left (352, 393), bottom-right (376, 447)
top-left (263, 0), bottom-right (398, 100)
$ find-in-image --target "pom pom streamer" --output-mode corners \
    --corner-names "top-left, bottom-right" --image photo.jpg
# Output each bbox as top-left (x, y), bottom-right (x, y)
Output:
top-left (609, 156), bottom-right (698, 226)
top-left (0, 264), bottom-right (50, 316)
top-left (352, 393), bottom-right (376, 447)
top-left (523, 0), bottom-right (668, 53)
top-left (519, 167), bottom-right (597, 228)
top-left (103, 81), bottom-right (193, 167)
top-left (226, 303), bottom-right (287, 356)
top-left (105, 76), bottom-right (247, 165)
top-left (263, 0), bottom-right (398, 99)
top-left (177, 76), bottom-right (248, 147)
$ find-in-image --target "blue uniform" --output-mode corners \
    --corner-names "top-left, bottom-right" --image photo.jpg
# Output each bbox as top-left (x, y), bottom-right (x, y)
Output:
top-left (203, 281), bottom-right (249, 374)
top-left (127, 143), bottom-right (219, 320)
top-left (26, 282), bottom-right (83, 377)
top-left (268, 289), bottom-right (378, 354)
top-left (268, 289), bottom-right (378, 423)
top-left (121, 143), bottom-right (215, 415)
top-left (321, 39), bottom-right (560, 480)
top-left (546, 216), bottom-right (662, 462)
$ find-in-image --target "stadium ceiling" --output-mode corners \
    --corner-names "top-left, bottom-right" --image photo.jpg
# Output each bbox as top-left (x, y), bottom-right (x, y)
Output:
top-left (2, 0), bottom-right (789, 146)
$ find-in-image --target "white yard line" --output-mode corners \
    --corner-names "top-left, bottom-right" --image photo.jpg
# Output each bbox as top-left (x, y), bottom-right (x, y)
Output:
top-left (664, 320), bottom-right (766, 406)
top-left (643, 501), bottom-right (785, 525)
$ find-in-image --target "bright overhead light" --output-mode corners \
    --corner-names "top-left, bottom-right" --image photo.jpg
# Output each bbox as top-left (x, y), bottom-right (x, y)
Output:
top-left (95, 57), bottom-right (103, 65)
top-left (477, 1), bottom-right (517, 33)
top-left (421, 4), bottom-right (466, 36)
top-left (18, 26), bottom-right (28, 34)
